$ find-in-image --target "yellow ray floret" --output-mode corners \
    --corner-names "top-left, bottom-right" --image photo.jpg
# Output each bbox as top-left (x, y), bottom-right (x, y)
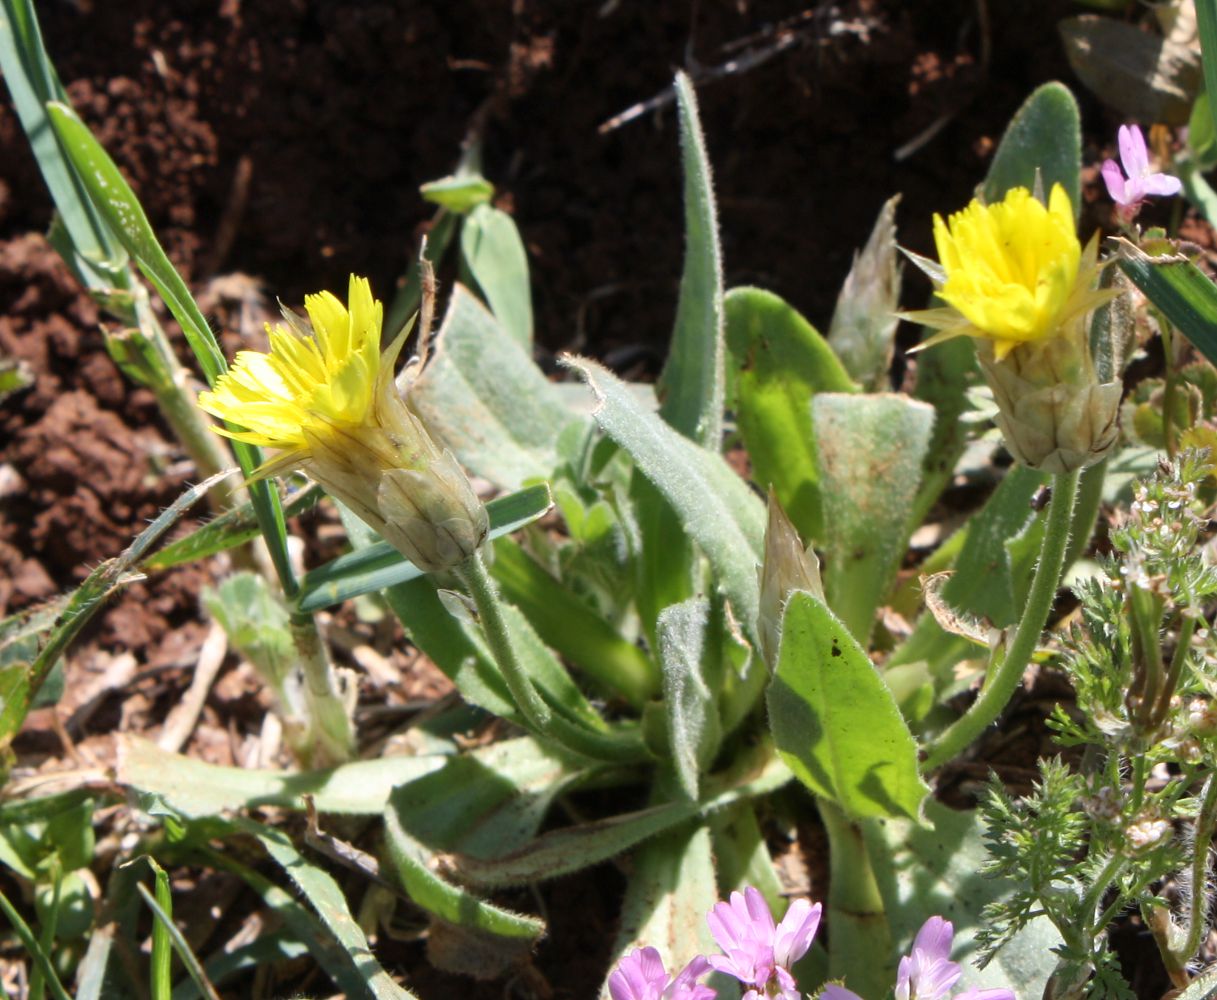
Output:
top-left (909, 185), bottom-right (1112, 360)
top-left (198, 275), bottom-right (383, 454)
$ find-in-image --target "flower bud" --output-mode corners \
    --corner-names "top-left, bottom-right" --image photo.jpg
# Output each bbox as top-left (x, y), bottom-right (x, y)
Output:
top-left (199, 275), bottom-right (489, 572)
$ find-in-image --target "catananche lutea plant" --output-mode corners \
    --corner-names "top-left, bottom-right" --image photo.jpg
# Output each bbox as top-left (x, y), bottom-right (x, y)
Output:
top-left (9, 11), bottom-right (1213, 990)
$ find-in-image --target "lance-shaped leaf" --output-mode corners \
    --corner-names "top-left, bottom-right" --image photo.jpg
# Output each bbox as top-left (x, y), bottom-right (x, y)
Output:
top-left (389, 736), bottom-right (591, 857)
top-left (384, 792), bottom-right (544, 946)
top-left (828, 194), bottom-right (902, 391)
top-left (563, 356), bottom-right (765, 636)
top-left (491, 536), bottom-right (659, 708)
top-left (116, 735), bottom-right (446, 816)
top-left (45, 102), bottom-right (293, 586)
top-left (237, 819), bottom-right (418, 1000)
top-left (726, 287), bottom-right (856, 544)
top-left (409, 286), bottom-right (579, 489)
top-left (444, 749), bottom-right (790, 888)
top-left (657, 72), bottom-right (725, 450)
top-left (814, 393), bottom-right (934, 644)
top-left (1116, 240), bottom-right (1217, 368)
top-left (656, 598), bottom-right (722, 800)
top-left (293, 484), bottom-right (553, 613)
top-left (767, 592), bottom-right (928, 821)
top-left (462, 203), bottom-right (533, 347)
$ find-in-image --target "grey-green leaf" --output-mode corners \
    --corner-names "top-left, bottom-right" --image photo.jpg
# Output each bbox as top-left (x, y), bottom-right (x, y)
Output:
top-left (981, 82), bottom-right (1082, 216)
top-left (657, 72), bottom-right (725, 450)
top-left (116, 735), bottom-right (446, 816)
top-left (409, 286), bottom-right (578, 489)
top-left (725, 287), bottom-right (856, 543)
top-left (814, 393), bottom-right (935, 645)
top-left (461, 203), bottom-right (533, 347)
top-left (563, 356), bottom-right (765, 637)
top-left (767, 592), bottom-right (929, 821)
top-left (657, 598), bottom-right (722, 800)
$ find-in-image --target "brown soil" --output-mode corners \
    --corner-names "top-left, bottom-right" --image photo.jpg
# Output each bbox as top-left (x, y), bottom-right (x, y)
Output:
top-left (0, 1), bottom-right (1185, 997)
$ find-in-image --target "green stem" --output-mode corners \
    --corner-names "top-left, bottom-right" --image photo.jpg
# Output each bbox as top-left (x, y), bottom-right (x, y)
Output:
top-left (457, 551), bottom-right (650, 763)
top-left (288, 616), bottom-right (354, 767)
top-left (820, 800), bottom-right (893, 999)
top-left (1179, 775), bottom-right (1217, 964)
top-left (922, 467), bottom-right (1080, 772)
top-left (1151, 612), bottom-right (1198, 730)
top-left (0, 886), bottom-right (71, 1000)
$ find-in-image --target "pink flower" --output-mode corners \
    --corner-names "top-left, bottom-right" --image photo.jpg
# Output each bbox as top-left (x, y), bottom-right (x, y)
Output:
top-left (1101, 123), bottom-right (1182, 221)
top-left (608, 947), bottom-right (716, 1000)
top-left (814, 917), bottom-right (1013, 1000)
top-left (705, 887), bottom-right (821, 1000)
top-left (895, 917), bottom-right (963, 1000)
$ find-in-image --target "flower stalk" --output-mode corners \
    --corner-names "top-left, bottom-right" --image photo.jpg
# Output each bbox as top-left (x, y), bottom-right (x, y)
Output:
top-left (921, 467), bottom-right (1080, 772)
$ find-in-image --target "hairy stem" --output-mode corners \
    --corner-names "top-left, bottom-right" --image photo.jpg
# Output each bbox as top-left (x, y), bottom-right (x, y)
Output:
top-left (922, 467), bottom-right (1080, 772)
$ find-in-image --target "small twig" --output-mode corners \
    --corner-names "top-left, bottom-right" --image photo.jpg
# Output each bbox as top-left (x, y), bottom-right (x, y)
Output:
top-left (302, 796), bottom-right (404, 895)
top-left (157, 622), bottom-right (228, 753)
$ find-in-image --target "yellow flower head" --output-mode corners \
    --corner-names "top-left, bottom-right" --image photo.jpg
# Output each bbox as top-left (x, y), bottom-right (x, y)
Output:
top-left (910, 184), bottom-right (1110, 361)
top-left (198, 274), bottom-right (383, 457)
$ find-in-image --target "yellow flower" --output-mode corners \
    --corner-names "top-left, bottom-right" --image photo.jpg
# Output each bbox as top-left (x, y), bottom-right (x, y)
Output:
top-left (199, 275), bottom-right (382, 459)
top-left (199, 275), bottom-right (488, 572)
top-left (909, 185), bottom-right (1110, 360)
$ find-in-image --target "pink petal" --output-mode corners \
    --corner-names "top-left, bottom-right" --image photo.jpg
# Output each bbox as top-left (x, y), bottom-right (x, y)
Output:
top-left (743, 887), bottom-right (777, 938)
top-left (1101, 159), bottom-right (1129, 205)
top-left (610, 947), bottom-right (668, 1000)
top-left (820, 986), bottom-right (866, 1000)
top-left (912, 916), bottom-right (955, 962)
top-left (1142, 171), bottom-right (1183, 197)
top-left (1119, 123), bottom-right (1149, 178)
top-left (773, 899), bottom-right (821, 968)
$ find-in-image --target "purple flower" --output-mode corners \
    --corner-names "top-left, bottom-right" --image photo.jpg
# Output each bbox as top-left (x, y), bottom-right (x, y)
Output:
top-left (1101, 123), bottom-right (1182, 221)
top-left (705, 887), bottom-right (821, 1000)
top-left (813, 917), bottom-right (1014, 1000)
top-left (608, 947), bottom-right (716, 1000)
top-left (895, 917), bottom-right (963, 1000)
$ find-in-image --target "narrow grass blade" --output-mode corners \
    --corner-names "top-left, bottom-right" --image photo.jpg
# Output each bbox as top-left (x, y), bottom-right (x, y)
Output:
top-left (43, 102), bottom-right (294, 589)
top-left (4, 471), bottom-right (231, 744)
top-left (146, 483), bottom-right (321, 570)
top-left (134, 860), bottom-right (222, 1000)
top-left (0, 0), bottom-right (125, 284)
top-left (0, 885), bottom-right (71, 1000)
top-left (1116, 241), bottom-right (1217, 366)
top-left (294, 483), bottom-right (553, 612)
top-left (657, 72), bottom-right (725, 449)
top-left (170, 934), bottom-right (307, 1000)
